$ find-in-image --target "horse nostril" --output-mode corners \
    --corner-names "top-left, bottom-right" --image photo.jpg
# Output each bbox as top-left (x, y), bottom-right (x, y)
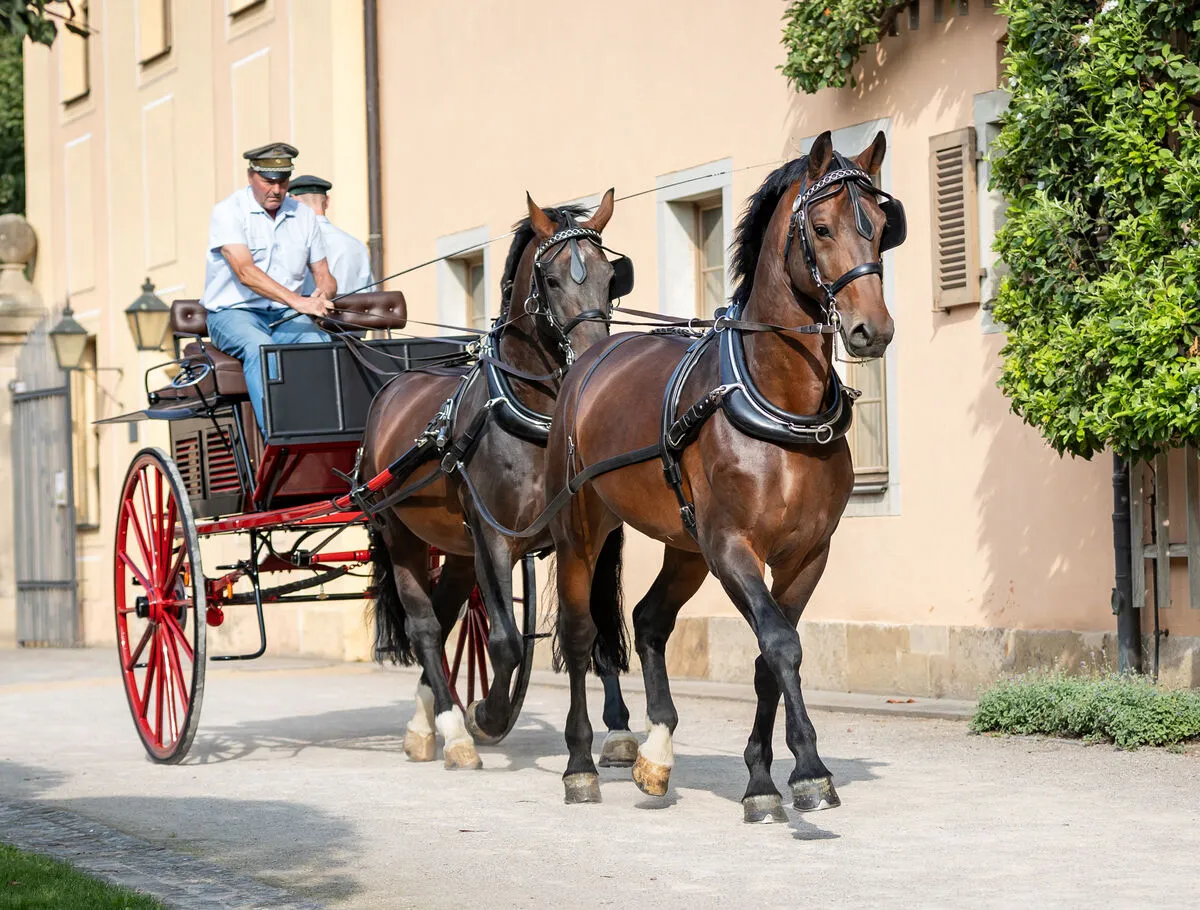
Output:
top-left (849, 321), bottom-right (875, 348)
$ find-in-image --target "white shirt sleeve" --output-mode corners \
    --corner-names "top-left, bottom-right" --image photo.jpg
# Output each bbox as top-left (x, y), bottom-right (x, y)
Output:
top-left (307, 211), bottom-right (328, 265)
top-left (208, 199), bottom-right (246, 252)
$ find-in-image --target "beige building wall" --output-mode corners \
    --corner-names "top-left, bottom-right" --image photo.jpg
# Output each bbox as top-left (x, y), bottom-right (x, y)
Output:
top-left (16, 1), bottom-right (1188, 693)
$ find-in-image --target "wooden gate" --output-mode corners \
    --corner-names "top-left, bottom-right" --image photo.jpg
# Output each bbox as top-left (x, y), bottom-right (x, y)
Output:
top-left (9, 323), bottom-right (77, 646)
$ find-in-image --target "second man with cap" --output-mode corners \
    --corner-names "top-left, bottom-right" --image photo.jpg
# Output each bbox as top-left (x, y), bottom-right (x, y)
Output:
top-left (288, 174), bottom-right (376, 297)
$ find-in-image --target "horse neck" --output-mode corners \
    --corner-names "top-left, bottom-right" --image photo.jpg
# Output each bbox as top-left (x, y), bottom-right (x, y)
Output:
top-left (740, 225), bottom-right (833, 415)
top-left (497, 268), bottom-right (562, 410)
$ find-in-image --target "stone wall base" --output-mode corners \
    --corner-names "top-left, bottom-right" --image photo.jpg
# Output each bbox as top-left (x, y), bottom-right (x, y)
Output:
top-left (535, 618), bottom-right (1200, 698)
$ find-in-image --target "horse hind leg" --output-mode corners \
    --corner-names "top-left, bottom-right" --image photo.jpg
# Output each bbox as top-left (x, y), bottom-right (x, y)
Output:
top-left (597, 674), bottom-right (637, 768)
top-left (629, 546), bottom-right (709, 796)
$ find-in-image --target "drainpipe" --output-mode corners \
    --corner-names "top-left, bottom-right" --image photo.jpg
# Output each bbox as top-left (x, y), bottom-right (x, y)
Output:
top-left (363, 0), bottom-right (384, 284)
top-left (1112, 454), bottom-right (1142, 674)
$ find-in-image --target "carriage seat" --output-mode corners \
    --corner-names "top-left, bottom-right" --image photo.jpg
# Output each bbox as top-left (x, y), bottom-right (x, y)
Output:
top-left (166, 293), bottom-right (410, 398)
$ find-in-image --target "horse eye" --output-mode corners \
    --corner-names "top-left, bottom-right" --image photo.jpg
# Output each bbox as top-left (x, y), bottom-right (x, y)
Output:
top-left (813, 225), bottom-right (832, 239)
top-left (545, 275), bottom-right (560, 289)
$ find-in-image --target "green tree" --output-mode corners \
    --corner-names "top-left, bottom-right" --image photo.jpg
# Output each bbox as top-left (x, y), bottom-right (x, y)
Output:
top-left (990, 1), bottom-right (1200, 461)
top-left (0, 1), bottom-right (72, 47)
top-left (779, 1), bottom-right (907, 94)
top-left (0, 30), bottom-right (23, 213)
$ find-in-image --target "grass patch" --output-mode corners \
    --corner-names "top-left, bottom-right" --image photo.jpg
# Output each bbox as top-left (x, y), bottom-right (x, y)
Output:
top-left (971, 672), bottom-right (1200, 750)
top-left (0, 843), bottom-right (165, 909)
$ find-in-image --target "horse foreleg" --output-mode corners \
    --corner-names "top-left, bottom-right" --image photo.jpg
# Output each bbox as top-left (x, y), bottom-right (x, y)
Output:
top-left (709, 537), bottom-right (836, 817)
top-left (461, 519), bottom-right (523, 745)
top-left (555, 546), bottom-right (603, 804)
top-left (387, 525), bottom-right (480, 770)
top-left (625, 546), bottom-right (709, 792)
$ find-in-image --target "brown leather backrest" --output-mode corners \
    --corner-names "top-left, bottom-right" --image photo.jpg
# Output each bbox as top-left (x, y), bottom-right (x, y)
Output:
top-left (330, 291), bottom-right (407, 330)
top-left (169, 292), bottom-right (408, 336)
top-left (171, 299), bottom-right (208, 336)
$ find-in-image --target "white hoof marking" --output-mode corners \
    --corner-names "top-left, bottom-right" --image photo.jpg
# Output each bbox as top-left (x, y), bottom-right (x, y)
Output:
top-left (641, 722), bottom-right (674, 768)
top-left (406, 682), bottom-right (435, 737)
top-left (435, 706), bottom-right (473, 747)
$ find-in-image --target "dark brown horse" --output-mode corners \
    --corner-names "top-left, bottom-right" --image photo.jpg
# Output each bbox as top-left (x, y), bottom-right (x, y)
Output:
top-left (363, 191), bottom-right (635, 770)
top-left (545, 131), bottom-right (900, 819)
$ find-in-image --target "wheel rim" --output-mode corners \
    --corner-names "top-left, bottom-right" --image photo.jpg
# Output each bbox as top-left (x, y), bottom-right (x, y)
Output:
top-left (115, 451), bottom-right (205, 762)
top-left (435, 550), bottom-right (532, 724)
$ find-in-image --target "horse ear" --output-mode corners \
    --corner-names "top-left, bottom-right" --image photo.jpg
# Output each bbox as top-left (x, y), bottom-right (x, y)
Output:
top-left (527, 192), bottom-right (557, 238)
top-left (856, 130), bottom-right (887, 176)
top-left (807, 131), bottom-right (833, 180)
top-left (583, 188), bottom-right (615, 232)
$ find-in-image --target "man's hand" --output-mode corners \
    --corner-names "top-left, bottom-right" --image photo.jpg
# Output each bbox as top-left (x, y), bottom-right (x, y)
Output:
top-left (290, 294), bottom-right (333, 319)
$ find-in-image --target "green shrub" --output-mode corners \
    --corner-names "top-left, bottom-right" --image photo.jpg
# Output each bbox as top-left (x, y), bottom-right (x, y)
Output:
top-left (972, 672), bottom-right (1200, 748)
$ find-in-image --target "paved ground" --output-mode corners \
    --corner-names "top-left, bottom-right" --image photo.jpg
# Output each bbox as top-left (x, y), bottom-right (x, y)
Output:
top-left (1, 648), bottom-right (1198, 909)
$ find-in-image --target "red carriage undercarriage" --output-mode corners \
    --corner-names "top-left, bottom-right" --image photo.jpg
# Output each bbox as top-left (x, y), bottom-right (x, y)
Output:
top-left (101, 296), bottom-right (537, 763)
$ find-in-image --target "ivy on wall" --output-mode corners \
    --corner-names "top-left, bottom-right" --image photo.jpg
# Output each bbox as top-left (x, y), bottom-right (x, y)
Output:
top-left (0, 1), bottom-right (72, 47)
top-left (990, 1), bottom-right (1200, 460)
top-left (779, 1), bottom-right (909, 93)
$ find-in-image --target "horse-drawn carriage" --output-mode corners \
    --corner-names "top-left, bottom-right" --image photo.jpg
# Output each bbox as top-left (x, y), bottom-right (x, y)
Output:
top-left (100, 137), bottom-right (905, 821)
top-left (100, 292), bottom-right (538, 763)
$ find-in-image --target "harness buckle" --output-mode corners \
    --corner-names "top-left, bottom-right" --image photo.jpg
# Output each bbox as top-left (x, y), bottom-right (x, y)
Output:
top-left (524, 295), bottom-right (540, 315)
top-left (814, 424), bottom-right (835, 445)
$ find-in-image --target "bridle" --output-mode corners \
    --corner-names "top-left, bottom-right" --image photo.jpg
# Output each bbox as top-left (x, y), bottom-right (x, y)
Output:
top-left (521, 226), bottom-right (632, 368)
top-left (782, 154), bottom-right (907, 333)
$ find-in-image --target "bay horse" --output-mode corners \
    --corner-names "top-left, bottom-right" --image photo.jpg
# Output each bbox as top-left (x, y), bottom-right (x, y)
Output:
top-left (363, 191), bottom-right (637, 771)
top-left (545, 131), bottom-right (902, 818)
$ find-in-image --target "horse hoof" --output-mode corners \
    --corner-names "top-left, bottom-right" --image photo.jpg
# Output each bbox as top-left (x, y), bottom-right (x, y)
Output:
top-left (403, 729), bottom-right (436, 762)
top-left (563, 772), bottom-right (602, 804)
top-left (598, 730), bottom-right (639, 768)
top-left (465, 701), bottom-right (505, 746)
top-left (632, 753), bottom-right (671, 797)
top-left (443, 739), bottom-right (482, 771)
top-left (791, 776), bottom-right (840, 812)
top-left (742, 794), bottom-right (788, 824)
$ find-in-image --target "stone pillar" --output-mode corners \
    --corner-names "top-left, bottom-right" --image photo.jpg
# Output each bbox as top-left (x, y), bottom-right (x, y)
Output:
top-left (0, 214), bottom-right (46, 647)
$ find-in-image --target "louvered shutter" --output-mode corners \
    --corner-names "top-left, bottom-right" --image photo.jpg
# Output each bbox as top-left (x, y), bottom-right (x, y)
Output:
top-left (929, 127), bottom-right (980, 311)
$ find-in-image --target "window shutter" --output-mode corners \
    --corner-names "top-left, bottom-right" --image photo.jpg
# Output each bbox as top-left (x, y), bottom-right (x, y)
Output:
top-left (929, 127), bottom-right (980, 311)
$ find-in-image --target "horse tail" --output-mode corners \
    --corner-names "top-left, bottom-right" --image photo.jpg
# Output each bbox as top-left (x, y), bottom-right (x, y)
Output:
top-left (589, 527), bottom-right (630, 676)
top-left (369, 527), bottom-right (416, 665)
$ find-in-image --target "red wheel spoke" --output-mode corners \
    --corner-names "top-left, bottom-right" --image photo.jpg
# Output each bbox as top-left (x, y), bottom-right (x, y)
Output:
top-left (139, 630), bottom-right (158, 719)
top-left (139, 467), bottom-right (160, 583)
top-left (162, 612), bottom-right (194, 663)
top-left (475, 615), bottom-right (490, 699)
top-left (122, 501), bottom-right (155, 584)
top-left (153, 470), bottom-right (165, 585)
top-left (154, 632), bottom-right (166, 747)
top-left (466, 615), bottom-right (477, 705)
top-left (164, 543), bottom-right (188, 594)
top-left (162, 635), bottom-right (185, 743)
top-left (449, 618), bottom-right (468, 685)
top-left (119, 551), bottom-right (154, 592)
top-left (126, 624), bottom-right (153, 671)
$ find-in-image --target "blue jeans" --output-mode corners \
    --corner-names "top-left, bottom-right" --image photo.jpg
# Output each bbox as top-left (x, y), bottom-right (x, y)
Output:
top-left (206, 305), bottom-right (329, 432)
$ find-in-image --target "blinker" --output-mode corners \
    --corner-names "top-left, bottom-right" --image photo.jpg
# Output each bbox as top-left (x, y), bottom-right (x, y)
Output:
top-left (568, 238), bottom-right (587, 284)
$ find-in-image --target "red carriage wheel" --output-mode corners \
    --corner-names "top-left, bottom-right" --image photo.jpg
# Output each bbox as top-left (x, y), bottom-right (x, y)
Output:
top-left (115, 448), bottom-right (206, 763)
top-left (436, 550), bottom-right (537, 741)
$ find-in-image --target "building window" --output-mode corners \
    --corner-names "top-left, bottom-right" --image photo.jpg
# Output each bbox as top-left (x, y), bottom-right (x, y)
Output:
top-left (60, 2), bottom-right (90, 105)
top-left (460, 255), bottom-right (488, 329)
top-left (139, 0), bottom-right (172, 66)
top-left (695, 200), bottom-right (725, 317)
top-left (435, 227), bottom-right (489, 329)
top-left (655, 159), bottom-right (732, 319)
top-left (71, 338), bottom-right (101, 531)
top-left (844, 357), bottom-right (888, 492)
top-left (229, 0), bottom-right (267, 19)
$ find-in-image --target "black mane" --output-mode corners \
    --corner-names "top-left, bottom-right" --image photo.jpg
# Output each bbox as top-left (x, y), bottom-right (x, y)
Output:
top-left (498, 203), bottom-right (590, 320)
top-left (730, 156), bottom-right (808, 308)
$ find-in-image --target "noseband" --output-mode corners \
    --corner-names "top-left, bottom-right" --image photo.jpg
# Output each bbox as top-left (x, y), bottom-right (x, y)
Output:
top-left (782, 155), bottom-right (906, 329)
top-left (523, 226), bottom-right (616, 367)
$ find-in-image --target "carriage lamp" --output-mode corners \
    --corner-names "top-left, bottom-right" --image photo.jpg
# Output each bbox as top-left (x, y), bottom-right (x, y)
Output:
top-left (49, 301), bottom-right (90, 371)
top-left (125, 277), bottom-right (171, 352)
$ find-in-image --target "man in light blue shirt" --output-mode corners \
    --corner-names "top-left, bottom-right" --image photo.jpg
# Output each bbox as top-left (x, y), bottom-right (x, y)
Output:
top-left (200, 142), bottom-right (337, 432)
top-left (287, 174), bottom-right (376, 297)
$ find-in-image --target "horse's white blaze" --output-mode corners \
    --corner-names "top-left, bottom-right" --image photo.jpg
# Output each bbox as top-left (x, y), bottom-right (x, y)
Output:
top-left (407, 682), bottom-right (435, 736)
top-left (435, 705), bottom-right (472, 746)
top-left (641, 721), bottom-right (674, 768)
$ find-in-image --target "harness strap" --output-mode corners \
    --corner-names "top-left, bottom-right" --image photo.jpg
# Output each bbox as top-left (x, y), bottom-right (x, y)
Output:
top-left (455, 442), bottom-right (663, 540)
